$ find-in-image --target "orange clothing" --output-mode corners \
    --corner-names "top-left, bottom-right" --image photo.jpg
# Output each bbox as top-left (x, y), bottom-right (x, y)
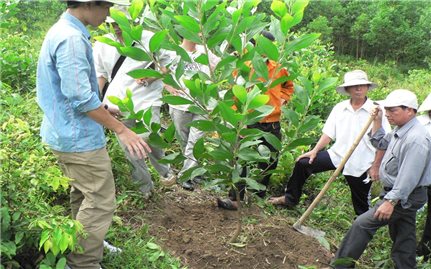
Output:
top-left (258, 60), bottom-right (294, 123)
top-left (232, 60), bottom-right (294, 122)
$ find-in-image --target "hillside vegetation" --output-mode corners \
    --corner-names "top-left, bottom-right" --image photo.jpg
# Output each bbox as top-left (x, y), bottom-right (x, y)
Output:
top-left (1, 1), bottom-right (430, 268)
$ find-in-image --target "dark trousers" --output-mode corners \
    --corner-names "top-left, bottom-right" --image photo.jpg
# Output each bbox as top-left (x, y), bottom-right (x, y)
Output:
top-left (284, 150), bottom-right (371, 216)
top-left (334, 187), bottom-right (428, 269)
top-left (418, 186), bottom-right (431, 260)
top-left (229, 122), bottom-right (281, 201)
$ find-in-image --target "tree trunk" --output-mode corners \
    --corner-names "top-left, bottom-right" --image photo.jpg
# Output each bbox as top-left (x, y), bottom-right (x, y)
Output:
top-left (229, 189), bottom-right (242, 243)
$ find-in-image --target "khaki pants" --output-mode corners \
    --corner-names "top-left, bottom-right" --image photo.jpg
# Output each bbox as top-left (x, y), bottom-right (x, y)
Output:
top-left (53, 148), bottom-right (116, 269)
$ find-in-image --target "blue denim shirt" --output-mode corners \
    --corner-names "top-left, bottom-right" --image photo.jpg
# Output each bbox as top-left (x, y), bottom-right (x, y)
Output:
top-left (37, 12), bottom-right (105, 152)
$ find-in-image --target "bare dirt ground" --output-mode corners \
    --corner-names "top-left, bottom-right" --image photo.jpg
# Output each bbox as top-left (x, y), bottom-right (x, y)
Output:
top-left (123, 186), bottom-right (333, 269)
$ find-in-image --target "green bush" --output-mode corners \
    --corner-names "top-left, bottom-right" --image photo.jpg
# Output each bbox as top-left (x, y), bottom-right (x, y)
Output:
top-left (0, 85), bottom-right (82, 269)
top-left (0, 33), bottom-right (37, 93)
top-left (0, 0), bottom-right (64, 93)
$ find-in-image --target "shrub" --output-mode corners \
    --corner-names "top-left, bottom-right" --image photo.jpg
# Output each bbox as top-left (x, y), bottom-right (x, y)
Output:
top-left (0, 32), bottom-right (37, 93)
top-left (0, 85), bottom-right (82, 269)
top-left (0, 0), bottom-right (64, 93)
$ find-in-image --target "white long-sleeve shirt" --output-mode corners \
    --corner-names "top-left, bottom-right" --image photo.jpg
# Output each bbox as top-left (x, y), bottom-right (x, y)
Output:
top-left (93, 30), bottom-right (174, 111)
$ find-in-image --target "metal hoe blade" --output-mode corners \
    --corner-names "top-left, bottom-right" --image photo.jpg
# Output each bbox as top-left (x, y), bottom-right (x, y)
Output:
top-left (293, 223), bottom-right (325, 238)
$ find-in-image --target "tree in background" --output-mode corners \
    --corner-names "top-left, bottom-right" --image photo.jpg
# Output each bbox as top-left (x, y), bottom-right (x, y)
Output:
top-left (299, 0), bottom-right (431, 69)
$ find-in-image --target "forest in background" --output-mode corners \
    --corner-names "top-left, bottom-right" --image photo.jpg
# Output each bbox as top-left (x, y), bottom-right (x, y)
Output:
top-left (1, 0), bottom-right (430, 268)
top-left (2, 0), bottom-right (431, 93)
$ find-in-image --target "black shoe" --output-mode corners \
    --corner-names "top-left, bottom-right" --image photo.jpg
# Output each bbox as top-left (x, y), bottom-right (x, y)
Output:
top-left (216, 198), bottom-right (238, 210)
top-left (181, 180), bottom-right (195, 191)
top-left (417, 241), bottom-right (431, 261)
top-left (192, 176), bottom-right (203, 184)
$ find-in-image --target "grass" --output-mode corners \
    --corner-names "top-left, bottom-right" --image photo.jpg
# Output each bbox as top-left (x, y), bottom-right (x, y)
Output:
top-left (103, 222), bottom-right (185, 269)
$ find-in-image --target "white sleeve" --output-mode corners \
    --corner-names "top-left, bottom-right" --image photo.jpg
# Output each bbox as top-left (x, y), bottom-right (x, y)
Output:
top-left (208, 50), bottom-right (221, 70)
top-left (322, 106), bottom-right (338, 140)
top-left (93, 41), bottom-right (109, 80)
top-left (158, 49), bottom-right (176, 69)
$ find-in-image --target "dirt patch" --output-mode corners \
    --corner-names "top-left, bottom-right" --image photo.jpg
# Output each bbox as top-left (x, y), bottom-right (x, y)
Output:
top-left (123, 187), bottom-right (332, 269)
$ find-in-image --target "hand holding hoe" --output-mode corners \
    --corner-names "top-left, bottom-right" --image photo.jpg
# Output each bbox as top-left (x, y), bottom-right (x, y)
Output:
top-left (292, 107), bottom-right (379, 238)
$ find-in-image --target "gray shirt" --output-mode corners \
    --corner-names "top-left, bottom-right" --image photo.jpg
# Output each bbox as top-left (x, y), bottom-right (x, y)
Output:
top-left (370, 117), bottom-right (431, 208)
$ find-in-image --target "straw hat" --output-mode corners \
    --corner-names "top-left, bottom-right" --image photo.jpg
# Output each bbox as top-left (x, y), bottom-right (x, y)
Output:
top-left (336, 70), bottom-right (377, 96)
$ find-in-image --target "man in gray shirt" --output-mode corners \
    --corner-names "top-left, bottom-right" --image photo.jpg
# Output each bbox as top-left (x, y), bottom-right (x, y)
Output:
top-left (334, 89), bottom-right (431, 268)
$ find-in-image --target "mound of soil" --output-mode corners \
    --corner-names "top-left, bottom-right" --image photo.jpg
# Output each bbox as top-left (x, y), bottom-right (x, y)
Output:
top-left (126, 187), bottom-right (332, 269)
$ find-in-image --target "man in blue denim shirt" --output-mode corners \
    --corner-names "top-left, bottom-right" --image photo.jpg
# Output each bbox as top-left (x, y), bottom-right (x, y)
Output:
top-left (36, 1), bottom-right (150, 268)
top-left (334, 89), bottom-right (431, 268)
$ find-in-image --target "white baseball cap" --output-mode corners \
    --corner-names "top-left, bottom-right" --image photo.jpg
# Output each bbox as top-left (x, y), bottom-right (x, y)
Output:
top-left (418, 93), bottom-right (431, 113)
top-left (379, 89), bottom-right (418, 109)
top-left (336, 70), bottom-right (377, 96)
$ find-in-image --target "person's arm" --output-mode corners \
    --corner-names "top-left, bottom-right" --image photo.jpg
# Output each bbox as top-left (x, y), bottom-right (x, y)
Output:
top-left (98, 76), bottom-right (108, 96)
top-left (374, 140), bottom-right (429, 220)
top-left (296, 134), bottom-right (332, 164)
top-left (135, 36), bottom-right (174, 86)
top-left (93, 41), bottom-right (110, 96)
top-left (136, 66), bottom-right (169, 86)
top-left (368, 108), bottom-right (390, 181)
top-left (164, 83), bottom-right (182, 96)
top-left (368, 149), bottom-right (385, 181)
top-left (298, 104), bottom-right (338, 163)
top-left (371, 105), bottom-right (383, 135)
top-left (58, 36), bottom-right (149, 158)
top-left (87, 105), bottom-right (151, 159)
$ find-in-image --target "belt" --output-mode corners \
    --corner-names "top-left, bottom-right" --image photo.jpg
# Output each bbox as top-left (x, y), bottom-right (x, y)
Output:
top-left (384, 185), bottom-right (426, 192)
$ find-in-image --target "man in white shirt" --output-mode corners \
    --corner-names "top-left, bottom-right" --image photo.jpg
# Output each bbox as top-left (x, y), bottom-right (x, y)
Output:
top-left (164, 38), bottom-right (220, 191)
top-left (269, 70), bottom-right (390, 216)
top-left (417, 93), bottom-right (431, 261)
top-left (93, 13), bottom-right (175, 198)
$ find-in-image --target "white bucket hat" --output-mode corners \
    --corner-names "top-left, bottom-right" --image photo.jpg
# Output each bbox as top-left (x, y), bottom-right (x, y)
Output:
top-left (336, 70), bottom-right (377, 96)
top-left (379, 89), bottom-right (418, 110)
top-left (418, 93), bottom-right (431, 113)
